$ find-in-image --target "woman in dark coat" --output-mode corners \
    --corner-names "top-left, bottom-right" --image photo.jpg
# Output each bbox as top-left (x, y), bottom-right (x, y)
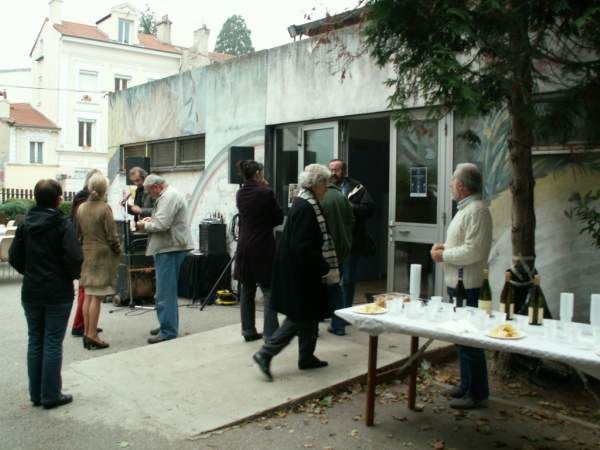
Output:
top-left (234, 160), bottom-right (284, 341)
top-left (253, 164), bottom-right (339, 381)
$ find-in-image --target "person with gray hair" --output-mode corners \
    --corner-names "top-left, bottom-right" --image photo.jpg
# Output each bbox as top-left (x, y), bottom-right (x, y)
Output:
top-left (136, 174), bottom-right (193, 344)
top-left (431, 162), bottom-right (492, 410)
top-left (123, 166), bottom-right (153, 220)
top-left (253, 164), bottom-right (338, 381)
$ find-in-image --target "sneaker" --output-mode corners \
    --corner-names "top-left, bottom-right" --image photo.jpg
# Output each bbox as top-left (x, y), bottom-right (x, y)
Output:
top-left (449, 396), bottom-right (488, 410)
top-left (443, 386), bottom-right (466, 399)
top-left (327, 327), bottom-right (345, 336)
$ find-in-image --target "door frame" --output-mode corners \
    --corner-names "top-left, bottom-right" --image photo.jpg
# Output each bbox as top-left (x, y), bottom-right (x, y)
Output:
top-left (386, 111), bottom-right (454, 296)
top-left (298, 121), bottom-right (339, 172)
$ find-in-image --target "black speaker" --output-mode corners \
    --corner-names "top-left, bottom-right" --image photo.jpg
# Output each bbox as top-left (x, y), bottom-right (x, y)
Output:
top-left (125, 157), bottom-right (151, 185)
top-left (199, 220), bottom-right (227, 255)
top-left (229, 146), bottom-right (255, 184)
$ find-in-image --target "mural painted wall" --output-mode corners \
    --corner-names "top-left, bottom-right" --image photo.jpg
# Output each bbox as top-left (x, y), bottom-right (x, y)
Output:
top-left (454, 111), bottom-right (600, 321)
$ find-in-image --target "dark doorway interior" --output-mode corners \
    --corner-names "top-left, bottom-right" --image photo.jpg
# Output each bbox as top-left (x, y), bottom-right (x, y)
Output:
top-left (346, 117), bottom-right (390, 299)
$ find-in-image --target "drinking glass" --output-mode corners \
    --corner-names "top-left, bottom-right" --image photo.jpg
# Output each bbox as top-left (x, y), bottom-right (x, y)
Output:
top-left (591, 294), bottom-right (600, 327)
top-left (560, 293), bottom-right (574, 323)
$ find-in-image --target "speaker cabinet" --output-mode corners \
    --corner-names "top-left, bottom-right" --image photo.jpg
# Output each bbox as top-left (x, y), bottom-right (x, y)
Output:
top-left (199, 221), bottom-right (227, 255)
top-left (125, 157), bottom-right (151, 185)
top-left (229, 146), bottom-right (255, 184)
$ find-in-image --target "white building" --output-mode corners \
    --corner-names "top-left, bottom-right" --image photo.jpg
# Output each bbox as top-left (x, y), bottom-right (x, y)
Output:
top-left (0, 96), bottom-right (61, 189)
top-left (28, 0), bottom-right (229, 192)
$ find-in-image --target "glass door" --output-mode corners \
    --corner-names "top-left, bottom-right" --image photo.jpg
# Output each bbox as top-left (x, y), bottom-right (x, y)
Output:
top-left (300, 122), bottom-right (339, 168)
top-left (387, 114), bottom-right (451, 297)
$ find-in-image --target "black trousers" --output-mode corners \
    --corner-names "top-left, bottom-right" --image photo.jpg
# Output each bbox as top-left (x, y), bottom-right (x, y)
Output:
top-left (259, 317), bottom-right (318, 364)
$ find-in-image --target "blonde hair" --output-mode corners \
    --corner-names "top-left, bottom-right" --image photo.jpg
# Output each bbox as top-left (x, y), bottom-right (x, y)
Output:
top-left (87, 172), bottom-right (108, 201)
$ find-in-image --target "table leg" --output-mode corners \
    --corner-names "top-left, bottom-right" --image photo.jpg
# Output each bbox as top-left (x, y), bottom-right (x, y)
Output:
top-left (408, 336), bottom-right (419, 410)
top-left (365, 334), bottom-right (378, 426)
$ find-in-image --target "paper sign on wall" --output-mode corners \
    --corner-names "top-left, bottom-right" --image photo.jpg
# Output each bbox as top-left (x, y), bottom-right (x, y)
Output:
top-left (410, 167), bottom-right (427, 198)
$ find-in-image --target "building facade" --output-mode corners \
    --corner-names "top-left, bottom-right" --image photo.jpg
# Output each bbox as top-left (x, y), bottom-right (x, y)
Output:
top-left (107, 22), bottom-right (600, 320)
top-left (0, 98), bottom-right (60, 188)
top-left (28, 1), bottom-right (229, 192)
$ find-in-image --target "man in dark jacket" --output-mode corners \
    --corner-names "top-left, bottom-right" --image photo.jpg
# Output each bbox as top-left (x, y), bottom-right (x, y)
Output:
top-left (321, 181), bottom-right (354, 335)
top-left (329, 159), bottom-right (375, 310)
top-left (124, 167), bottom-right (154, 221)
top-left (10, 179), bottom-right (83, 409)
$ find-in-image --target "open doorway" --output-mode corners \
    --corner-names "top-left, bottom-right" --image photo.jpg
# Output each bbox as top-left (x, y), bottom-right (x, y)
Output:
top-left (345, 117), bottom-right (390, 302)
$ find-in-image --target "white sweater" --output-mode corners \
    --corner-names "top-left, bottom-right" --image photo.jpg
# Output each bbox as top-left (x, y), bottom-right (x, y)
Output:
top-left (443, 195), bottom-right (493, 289)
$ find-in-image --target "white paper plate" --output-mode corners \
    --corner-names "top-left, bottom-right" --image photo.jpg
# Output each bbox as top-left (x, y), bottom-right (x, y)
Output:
top-left (354, 305), bottom-right (387, 315)
top-left (486, 331), bottom-right (526, 340)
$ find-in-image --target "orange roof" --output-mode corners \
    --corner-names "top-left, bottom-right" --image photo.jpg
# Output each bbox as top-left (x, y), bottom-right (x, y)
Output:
top-left (208, 51), bottom-right (234, 63)
top-left (53, 20), bottom-right (182, 54)
top-left (8, 103), bottom-right (59, 129)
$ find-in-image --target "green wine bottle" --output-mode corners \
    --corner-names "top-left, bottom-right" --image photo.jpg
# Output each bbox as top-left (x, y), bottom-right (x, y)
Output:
top-left (455, 268), bottom-right (466, 308)
top-left (499, 270), bottom-right (514, 320)
top-left (527, 274), bottom-right (545, 326)
top-left (478, 269), bottom-right (492, 314)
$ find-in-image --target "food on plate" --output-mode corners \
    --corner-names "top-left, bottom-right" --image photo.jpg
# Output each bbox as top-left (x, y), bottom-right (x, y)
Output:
top-left (490, 323), bottom-right (520, 338)
top-left (374, 297), bottom-right (387, 308)
top-left (355, 303), bottom-right (387, 314)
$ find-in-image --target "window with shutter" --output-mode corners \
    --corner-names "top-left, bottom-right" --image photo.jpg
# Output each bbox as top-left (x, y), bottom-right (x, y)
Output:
top-left (178, 138), bottom-right (205, 166)
top-left (150, 141), bottom-right (176, 168)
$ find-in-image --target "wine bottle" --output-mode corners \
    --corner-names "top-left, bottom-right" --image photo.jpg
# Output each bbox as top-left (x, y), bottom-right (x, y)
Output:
top-left (499, 270), bottom-right (514, 320)
top-left (478, 269), bottom-right (492, 314)
top-left (527, 274), bottom-right (545, 325)
top-left (455, 268), bottom-right (466, 308)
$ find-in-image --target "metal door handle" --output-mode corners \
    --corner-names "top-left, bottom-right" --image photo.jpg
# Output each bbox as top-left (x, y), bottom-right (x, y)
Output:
top-left (398, 230), bottom-right (411, 235)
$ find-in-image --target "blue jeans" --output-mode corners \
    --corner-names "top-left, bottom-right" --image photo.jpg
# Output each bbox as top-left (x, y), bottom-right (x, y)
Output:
top-left (341, 255), bottom-right (360, 309)
top-left (328, 283), bottom-right (345, 333)
top-left (447, 287), bottom-right (489, 401)
top-left (22, 302), bottom-right (72, 405)
top-left (240, 282), bottom-right (279, 340)
top-left (154, 251), bottom-right (188, 339)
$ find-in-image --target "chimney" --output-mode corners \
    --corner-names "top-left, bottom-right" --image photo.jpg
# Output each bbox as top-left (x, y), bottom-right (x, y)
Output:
top-left (0, 92), bottom-right (10, 120)
top-left (156, 15), bottom-right (172, 44)
top-left (193, 25), bottom-right (210, 56)
top-left (48, 0), bottom-right (62, 25)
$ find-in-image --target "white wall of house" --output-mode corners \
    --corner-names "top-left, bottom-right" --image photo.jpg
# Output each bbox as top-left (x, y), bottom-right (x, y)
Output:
top-left (3, 126), bottom-right (60, 189)
top-left (29, 2), bottom-right (182, 192)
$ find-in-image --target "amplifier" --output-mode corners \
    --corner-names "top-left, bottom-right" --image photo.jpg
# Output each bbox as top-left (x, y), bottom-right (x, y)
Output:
top-left (199, 220), bottom-right (226, 255)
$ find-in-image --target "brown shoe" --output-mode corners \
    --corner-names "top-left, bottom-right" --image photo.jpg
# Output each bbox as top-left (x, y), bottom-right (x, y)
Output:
top-left (85, 336), bottom-right (109, 350)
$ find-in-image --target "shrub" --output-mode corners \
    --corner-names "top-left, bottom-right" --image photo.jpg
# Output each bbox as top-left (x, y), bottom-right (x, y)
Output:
top-left (59, 201), bottom-right (72, 217)
top-left (0, 199), bottom-right (35, 220)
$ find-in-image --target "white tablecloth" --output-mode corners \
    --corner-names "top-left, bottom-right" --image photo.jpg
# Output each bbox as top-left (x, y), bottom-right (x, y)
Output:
top-left (335, 307), bottom-right (600, 379)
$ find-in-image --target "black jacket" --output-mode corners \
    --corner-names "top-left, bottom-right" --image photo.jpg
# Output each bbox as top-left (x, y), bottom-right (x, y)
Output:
top-left (342, 177), bottom-right (376, 256)
top-left (271, 197), bottom-right (329, 322)
top-left (127, 185), bottom-right (154, 221)
top-left (9, 207), bottom-right (83, 304)
top-left (234, 180), bottom-right (284, 286)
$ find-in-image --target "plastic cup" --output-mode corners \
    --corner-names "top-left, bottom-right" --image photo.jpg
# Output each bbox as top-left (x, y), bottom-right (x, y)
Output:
top-left (560, 293), bottom-right (574, 323)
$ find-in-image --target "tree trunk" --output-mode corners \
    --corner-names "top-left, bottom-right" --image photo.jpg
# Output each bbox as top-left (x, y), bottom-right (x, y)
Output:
top-left (507, 5), bottom-right (536, 277)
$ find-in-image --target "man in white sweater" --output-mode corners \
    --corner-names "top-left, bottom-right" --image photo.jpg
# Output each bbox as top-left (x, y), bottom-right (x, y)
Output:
top-left (431, 163), bottom-right (492, 410)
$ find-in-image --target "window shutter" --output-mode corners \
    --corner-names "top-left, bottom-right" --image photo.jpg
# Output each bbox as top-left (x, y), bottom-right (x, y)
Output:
top-left (151, 141), bottom-right (175, 168)
top-left (37, 143), bottom-right (43, 163)
top-left (29, 142), bottom-right (35, 163)
top-left (178, 138), bottom-right (205, 165)
top-left (78, 122), bottom-right (84, 146)
top-left (86, 122), bottom-right (92, 147)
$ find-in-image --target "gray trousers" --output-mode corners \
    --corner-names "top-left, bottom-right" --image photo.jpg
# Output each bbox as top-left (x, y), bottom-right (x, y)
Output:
top-left (240, 282), bottom-right (279, 340)
top-left (259, 318), bottom-right (318, 364)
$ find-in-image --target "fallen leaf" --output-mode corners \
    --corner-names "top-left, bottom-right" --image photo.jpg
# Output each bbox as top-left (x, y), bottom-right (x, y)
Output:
top-left (320, 396), bottom-right (333, 408)
top-left (118, 443), bottom-right (129, 449)
top-left (263, 425), bottom-right (272, 430)
top-left (303, 444), bottom-right (314, 448)
top-left (350, 429), bottom-right (359, 438)
top-left (393, 415), bottom-right (408, 422)
top-left (434, 440), bottom-right (445, 449)
top-left (352, 415), bottom-right (362, 421)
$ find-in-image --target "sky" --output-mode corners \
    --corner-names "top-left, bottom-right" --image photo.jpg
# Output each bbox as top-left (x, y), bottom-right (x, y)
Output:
top-left (0, 0), bottom-right (360, 69)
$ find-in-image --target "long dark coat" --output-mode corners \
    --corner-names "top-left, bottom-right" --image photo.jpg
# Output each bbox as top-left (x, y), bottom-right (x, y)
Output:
top-left (271, 197), bottom-right (329, 322)
top-left (234, 180), bottom-right (283, 286)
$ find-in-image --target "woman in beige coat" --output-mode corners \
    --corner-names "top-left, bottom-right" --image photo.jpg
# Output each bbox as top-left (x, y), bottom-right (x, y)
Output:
top-left (77, 173), bottom-right (121, 349)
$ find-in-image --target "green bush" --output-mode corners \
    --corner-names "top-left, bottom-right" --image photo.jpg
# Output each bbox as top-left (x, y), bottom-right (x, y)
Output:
top-left (0, 199), bottom-right (35, 220)
top-left (59, 201), bottom-right (72, 217)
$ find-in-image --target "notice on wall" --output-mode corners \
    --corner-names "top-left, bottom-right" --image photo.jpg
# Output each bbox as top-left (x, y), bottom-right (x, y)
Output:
top-left (409, 167), bottom-right (427, 198)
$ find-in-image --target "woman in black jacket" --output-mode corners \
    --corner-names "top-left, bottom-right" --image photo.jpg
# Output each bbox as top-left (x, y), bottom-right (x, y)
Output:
top-left (253, 164), bottom-right (338, 381)
top-left (9, 179), bottom-right (83, 409)
top-left (234, 160), bottom-right (283, 342)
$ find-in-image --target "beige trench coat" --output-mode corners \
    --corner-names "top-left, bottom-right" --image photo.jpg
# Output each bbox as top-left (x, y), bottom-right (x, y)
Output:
top-left (77, 200), bottom-right (121, 289)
